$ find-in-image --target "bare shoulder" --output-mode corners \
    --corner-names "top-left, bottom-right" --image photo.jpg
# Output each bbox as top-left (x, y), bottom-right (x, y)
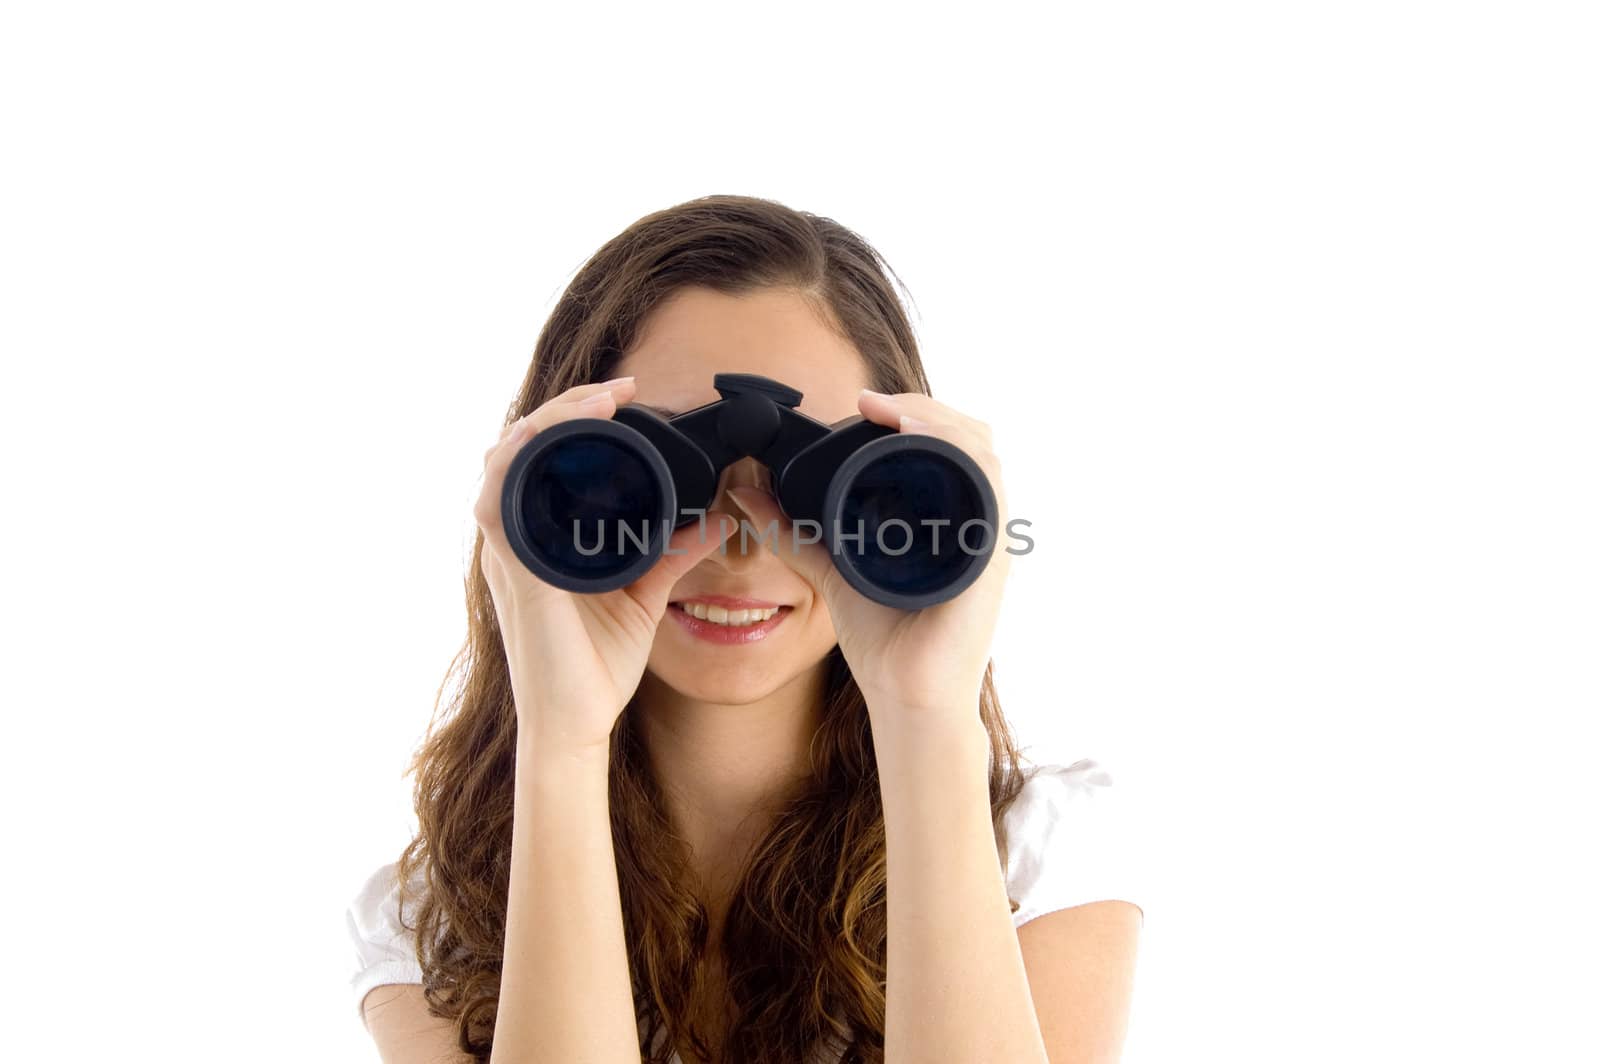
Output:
top-left (1017, 900), bottom-right (1143, 1064)
top-left (360, 983), bottom-right (473, 1064)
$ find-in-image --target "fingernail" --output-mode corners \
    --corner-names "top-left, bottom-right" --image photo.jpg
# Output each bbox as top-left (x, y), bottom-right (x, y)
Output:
top-left (899, 414), bottom-right (929, 431)
top-left (861, 387), bottom-right (890, 400)
top-left (579, 391), bottom-right (613, 409)
top-left (602, 375), bottom-right (635, 387)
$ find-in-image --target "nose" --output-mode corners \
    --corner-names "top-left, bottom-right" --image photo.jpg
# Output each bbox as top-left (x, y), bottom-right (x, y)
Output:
top-left (719, 454), bottom-right (772, 492)
top-left (703, 457), bottom-right (775, 569)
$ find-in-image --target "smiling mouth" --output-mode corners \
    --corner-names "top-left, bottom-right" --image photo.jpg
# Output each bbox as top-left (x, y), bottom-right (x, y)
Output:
top-left (668, 601), bottom-right (791, 628)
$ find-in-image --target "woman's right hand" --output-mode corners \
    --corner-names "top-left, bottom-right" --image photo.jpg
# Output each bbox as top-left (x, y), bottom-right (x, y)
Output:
top-left (473, 376), bottom-right (736, 753)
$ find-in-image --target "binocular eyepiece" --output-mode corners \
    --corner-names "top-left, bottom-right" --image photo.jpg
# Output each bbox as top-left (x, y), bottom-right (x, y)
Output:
top-left (500, 373), bottom-right (998, 609)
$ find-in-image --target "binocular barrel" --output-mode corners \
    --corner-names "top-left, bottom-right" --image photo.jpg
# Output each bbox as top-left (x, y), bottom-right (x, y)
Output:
top-left (500, 374), bottom-right (997, 610)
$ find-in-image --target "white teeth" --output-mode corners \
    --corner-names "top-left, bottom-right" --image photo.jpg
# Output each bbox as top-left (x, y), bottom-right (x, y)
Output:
top-left (677, 603), bottom-right (780, 626)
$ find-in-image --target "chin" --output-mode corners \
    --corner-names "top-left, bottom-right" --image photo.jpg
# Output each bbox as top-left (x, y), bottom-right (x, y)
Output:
top-left (648, 664), bottom-right (793, 706)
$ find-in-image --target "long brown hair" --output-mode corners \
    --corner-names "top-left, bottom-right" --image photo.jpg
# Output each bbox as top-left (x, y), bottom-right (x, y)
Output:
top-left (394, 194), bottom-right (1033, 1063)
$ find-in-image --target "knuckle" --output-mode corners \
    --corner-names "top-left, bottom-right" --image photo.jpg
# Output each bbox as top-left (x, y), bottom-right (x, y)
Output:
top-left (555, 383), bottom-right (609, 407)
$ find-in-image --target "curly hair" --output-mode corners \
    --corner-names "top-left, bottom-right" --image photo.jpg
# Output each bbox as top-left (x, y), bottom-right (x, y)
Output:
top-left (392, 194), bottom-right (1033, 1064)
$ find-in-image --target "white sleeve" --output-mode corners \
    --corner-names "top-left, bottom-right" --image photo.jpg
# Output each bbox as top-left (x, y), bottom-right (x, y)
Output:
top-left (1003, 759), bottom-right (1146, 928)
top-left (345, 860), bottom-right (426, 1028)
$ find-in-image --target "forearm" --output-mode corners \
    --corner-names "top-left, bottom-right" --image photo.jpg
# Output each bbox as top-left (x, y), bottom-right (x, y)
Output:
top-left (490, 728), bottom-right (641, 1064)
top-left (872, 711), bottom-right (1050, 1064)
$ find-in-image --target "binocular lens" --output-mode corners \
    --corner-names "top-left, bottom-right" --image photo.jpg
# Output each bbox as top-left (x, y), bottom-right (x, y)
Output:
top-left (833, 449), bottom-right (992, 600)
top-left (515, 435), bottom-right (667, 582)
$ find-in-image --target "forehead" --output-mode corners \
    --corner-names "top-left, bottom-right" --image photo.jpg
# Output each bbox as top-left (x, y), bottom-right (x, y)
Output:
top-left (613, 285), bottom-right (871, 425)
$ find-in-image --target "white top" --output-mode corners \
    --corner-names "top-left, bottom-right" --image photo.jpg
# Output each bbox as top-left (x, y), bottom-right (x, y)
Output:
top-left (346, 758), bottom-right (1143, 1056)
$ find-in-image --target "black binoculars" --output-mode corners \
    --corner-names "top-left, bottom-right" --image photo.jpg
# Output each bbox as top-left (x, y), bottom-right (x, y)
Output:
top-left (500, 373), bottom-right (998, 609)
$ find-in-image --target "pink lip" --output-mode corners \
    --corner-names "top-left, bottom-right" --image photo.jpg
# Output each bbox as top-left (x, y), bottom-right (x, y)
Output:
top-left (670, 594), bottom-right (783, 610)
top-left (667, 603), bottom-right (792, 645)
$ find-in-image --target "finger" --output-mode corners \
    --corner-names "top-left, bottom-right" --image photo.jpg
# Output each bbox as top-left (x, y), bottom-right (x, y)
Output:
top-left (487, 377), bottom-right (637, 451)
top-left (474, 388), bottom-right (629, 538)
top-left (856, 388), bottom-right (993, 443)
top-left (891, 415), bottom-right (998, 475)
top-left (723, 487), bottom-right (845, 604)
top-left (550, 376), bottom-right (638, 407)
top-left (483, 379), bottom-right (636, 469)
top-left (628, 512), bottom-right (742, 611)
top-left (891, 417), bottom-right (1009, 530)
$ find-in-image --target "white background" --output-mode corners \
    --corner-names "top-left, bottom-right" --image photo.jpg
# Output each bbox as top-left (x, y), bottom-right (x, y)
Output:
top-left (3, 2), bottom-right (1595, 1061)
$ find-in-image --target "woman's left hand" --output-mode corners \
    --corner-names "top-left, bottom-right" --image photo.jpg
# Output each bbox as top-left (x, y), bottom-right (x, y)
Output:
top-left (726, 388), bottom-right (1012, 731)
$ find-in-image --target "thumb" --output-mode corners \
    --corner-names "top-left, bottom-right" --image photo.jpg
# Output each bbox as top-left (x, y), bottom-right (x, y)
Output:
top-left (724, 487), bottom-right (842, 603)
top-left (630, 511), bottom-right (739, 610)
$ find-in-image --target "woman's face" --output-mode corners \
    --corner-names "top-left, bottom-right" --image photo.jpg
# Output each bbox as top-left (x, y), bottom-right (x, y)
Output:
top-left (613, 284), bottom-right (872, 705)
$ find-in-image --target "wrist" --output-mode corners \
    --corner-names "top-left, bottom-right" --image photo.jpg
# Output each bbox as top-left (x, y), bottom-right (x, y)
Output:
top-left (862, 684), bottom-right (985, 732)
top-left (516, 722), bottom-right (613, 773)
top-left (865, 701), bottom-right (990, 768)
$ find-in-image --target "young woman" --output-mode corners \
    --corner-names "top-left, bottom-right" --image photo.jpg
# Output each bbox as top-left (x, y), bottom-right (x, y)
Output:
top-left (346, 194), bottom-right (1144, 1064)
